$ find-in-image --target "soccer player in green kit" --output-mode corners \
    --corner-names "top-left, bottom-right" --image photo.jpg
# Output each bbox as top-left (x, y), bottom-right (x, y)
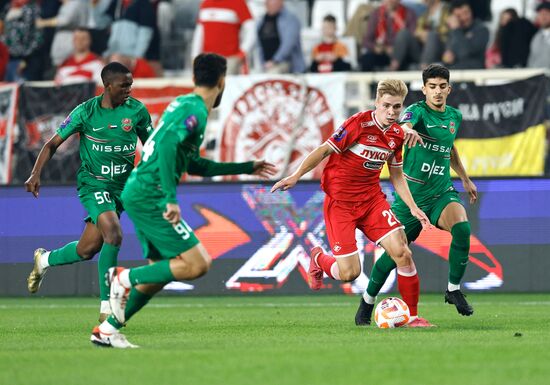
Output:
top-left (90, 53), bottom-right (276, 348)
top-left (356, 64), bottom-right (478, 325)
top-left (25, 62), bottom-right (153, 322)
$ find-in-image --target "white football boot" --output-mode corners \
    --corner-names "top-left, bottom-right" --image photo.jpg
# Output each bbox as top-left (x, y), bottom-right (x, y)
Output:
top-left (90, 326), bottom-right (139, 348)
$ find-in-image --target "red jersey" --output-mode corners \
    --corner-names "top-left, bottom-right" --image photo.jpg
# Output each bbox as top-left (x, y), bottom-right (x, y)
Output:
top-left (132, 58), bottom-right (156, 78)
top-left (321, 110), bottom-right (404, 202)
top-left (198, 0), bottom-right (253, 57)
top-left (54, 53), bottom-right (103, 85)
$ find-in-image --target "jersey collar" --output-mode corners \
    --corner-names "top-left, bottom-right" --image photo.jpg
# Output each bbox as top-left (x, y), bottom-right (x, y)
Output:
top-left (372, 112), bottom-right (390, 133)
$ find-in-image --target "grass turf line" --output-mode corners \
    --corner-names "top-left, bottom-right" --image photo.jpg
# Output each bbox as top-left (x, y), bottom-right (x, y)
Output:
top-left (0, 294), bottom-right (548, 385)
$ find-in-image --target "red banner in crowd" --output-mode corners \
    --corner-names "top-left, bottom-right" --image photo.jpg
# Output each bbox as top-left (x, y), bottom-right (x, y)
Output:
top-left (0, 84), bottom-right (17, 184)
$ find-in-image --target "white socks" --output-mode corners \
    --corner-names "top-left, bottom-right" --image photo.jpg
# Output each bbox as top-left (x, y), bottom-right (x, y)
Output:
top-left (39, 251), bottom-right (51, 271)
top-left (100, 300), bottom-right (111, 314)
top-left (362, 293), bottom-right (376, 305)
top-left (99, 320), bottom-right (119, 335)
top-left (448, 282), bottom-right (460, 291)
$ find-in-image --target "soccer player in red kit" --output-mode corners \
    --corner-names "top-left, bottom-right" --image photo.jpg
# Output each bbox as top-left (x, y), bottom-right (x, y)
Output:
top-left (272, 79), bottom-right (433, 327)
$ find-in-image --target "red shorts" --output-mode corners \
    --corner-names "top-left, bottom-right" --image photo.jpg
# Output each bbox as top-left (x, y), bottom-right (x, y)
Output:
top-left (323, 194), bottom-right (405, 257)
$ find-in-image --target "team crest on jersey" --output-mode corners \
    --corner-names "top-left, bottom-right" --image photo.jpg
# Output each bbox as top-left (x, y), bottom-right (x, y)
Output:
top-left (367, 135), bottom-right (378, 142)
top-left (402, 111), bottom-right (413, 121)
top-left (388, 139), bottom-right (396, 148)
top-left (60, 115), bottom-right (71, 129)
top-left (333, 126), bottom-right (347, 142)
top-left (184, 115), bottom-right (198, 132)
top-left (121, 118), bottom-right (132, 132)
top-left (449, 121), bottom-right (456, 134)
top-left (333, 244), bottom-right (342, 252)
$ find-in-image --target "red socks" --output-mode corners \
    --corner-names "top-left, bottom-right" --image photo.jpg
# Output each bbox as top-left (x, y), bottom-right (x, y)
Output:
top-left (315, 252), bottom-right (340, 280)
top-left (397, 266), bottom-right (419, 317)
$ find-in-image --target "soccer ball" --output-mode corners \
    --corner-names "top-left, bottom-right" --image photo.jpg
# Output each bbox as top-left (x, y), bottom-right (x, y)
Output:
top-left (374, 297), bottom-right (411, 328)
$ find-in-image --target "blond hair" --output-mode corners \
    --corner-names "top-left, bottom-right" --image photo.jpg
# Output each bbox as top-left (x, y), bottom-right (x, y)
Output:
top-left (376, 79), bottom-right (408, 100)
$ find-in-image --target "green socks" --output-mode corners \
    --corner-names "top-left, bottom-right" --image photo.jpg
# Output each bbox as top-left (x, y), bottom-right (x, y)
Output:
top-left (449, 221), bottom-right (471, 285)
top-left (98, 243), bottom-right (120, 301)
top-left (366, 252), bottom-right (397, 297)
top-left (129, 259), bottom-right (175, 286)
top-left (48, 241), bottom-right (81, 266)
top-left (106, 287), bottom-right (153, 329)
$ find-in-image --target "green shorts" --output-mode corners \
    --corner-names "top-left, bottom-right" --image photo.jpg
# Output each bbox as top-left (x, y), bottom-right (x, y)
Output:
top-left (121, 189), bottom-right (199, 260)
top-left (78, 186), bottom-right (124, 224)
top-left (393, 189), bottom-right (463, 243)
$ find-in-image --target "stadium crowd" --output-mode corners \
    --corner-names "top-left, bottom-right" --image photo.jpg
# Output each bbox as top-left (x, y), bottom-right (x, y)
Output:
top-left (1, 0), bottom-right (550, 84)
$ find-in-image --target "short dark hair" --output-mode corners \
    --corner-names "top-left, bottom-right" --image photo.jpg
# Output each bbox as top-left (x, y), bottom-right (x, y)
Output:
top-left (101, 62), bottom-right (131, 85)
top-left (193, 53), bottom-right (227, 88)
top-left (422, 64), bottom-right (450, 84)
top-left (450, 0), bottom-right (470, 12)
top-left (323, 14), bottom-right (336, 24)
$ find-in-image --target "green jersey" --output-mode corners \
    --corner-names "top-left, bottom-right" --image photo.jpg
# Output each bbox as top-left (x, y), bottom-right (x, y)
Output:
top-left (396, 100), bottom-right (462, 205)
top-left (125, 93), bottom-right (254, 207)
top-left (57, 95), bottom-right (152, 191)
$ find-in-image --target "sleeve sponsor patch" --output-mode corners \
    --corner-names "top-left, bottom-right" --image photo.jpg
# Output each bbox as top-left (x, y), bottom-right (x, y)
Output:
top-left (332, 126), bottom-right (347, 142)
top-left (59, 115), bottom-right (72, 129)
top-left (184, 115), bottom-right (198, 132)
top-left (402, 111), bottom-right (413, 121)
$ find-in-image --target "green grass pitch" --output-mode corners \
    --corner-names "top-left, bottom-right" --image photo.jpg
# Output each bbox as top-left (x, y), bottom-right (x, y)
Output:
top-left (1, 294), bottom-right (549, 385)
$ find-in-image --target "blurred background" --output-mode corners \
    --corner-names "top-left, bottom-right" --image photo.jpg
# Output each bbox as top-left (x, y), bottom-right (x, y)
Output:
top-left (1, 0), bottom-right (549, 297)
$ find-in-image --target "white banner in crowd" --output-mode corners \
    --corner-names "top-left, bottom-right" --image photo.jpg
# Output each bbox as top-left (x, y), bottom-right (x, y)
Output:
top-left (0, 84), bottom-right (17, 184)
top-left (213, 73), bottom-right (346, 180)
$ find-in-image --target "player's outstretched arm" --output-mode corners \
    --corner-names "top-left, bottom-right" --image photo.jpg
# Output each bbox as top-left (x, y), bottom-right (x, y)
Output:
top-left (251, 160), bottom-right (277, 179)
top-left (187, 157), bottom-right (276, 179)
top-left (450, 146), bottom-right (477, 204)
top-left (389, 166), bottom-right (431, 230)
top-left (401, 122), bottom-right (424, 148)
top-left (271, 143), bottom-right (334, 193)
top-left (24, 134), bottom-right (65, 198)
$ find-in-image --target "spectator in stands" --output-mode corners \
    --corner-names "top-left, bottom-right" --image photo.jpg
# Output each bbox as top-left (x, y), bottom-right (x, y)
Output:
top-left (31, 0), bottom-right (62, 81)
top-left (464, 0), bottom-right (491, 22)
top-left (527, 2), bottom-right (550, 69)
top-left (191, 0), bottom-right (256, 75)
top-left (54, 28), bottom-right (103, 85)
top-left (144, 0), bottom-right (162, 77)
top-left (414, 0), bottom-right (450, 69)
top-left (0, 41), bottom-right (8, 80)
top-left (1, 0), bottom-right (43, 81)
top-left (36, 0), bottom-right (88, 68)
top-left (109, 52), bottom-right (156, 78)
top-left (344, 2), bottom-right (375, 54)
top-left (103, 0), bottom-right (155, 64)
top-left (87, 0), bottom-right (114, 57)
top-left (360, 0), bottom-right (417, 71)
top-left (310, 14), bottom-right (351, 73)
top-left (257, 0), bottom-right (306, 74)
top-left (485, 8), bottom-right (536, 69)
top-left (442, 0), bottom-right (489, 69)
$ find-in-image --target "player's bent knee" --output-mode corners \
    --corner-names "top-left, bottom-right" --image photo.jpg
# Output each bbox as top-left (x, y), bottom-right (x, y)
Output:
top-left (339, 266), bottom-right (361, 282)
top-left (451, 221), bottom-right (471, 242)
top-left (76, 245), bottom-right (101, 260)
top-left (103, 231), bottom-right (122, 246)
top-left (192, 257), bottom-right (211, 278)
top-left (78, 252), bottom-right (95, 261)
top-left (390, 246), bottom-right (412, 266)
